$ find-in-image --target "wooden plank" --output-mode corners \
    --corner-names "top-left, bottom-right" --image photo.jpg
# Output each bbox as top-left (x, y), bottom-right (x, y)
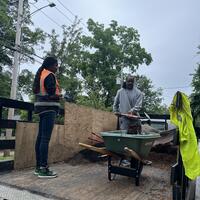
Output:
top-left (14, 122), bottom-right (65, 169)
top-left (48, 124), bottom-right (66, 164)
top-left (14, 122), bottom-right (37, 169)
top-left (64, 103), bottom-right (117, 160)
top-left (64, 103), bottom-right (93, 157)
top-left (92, 107), bottom-right (117, 134)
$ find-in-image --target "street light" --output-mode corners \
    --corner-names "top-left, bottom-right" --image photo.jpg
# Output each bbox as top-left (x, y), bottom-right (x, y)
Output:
top-left (7, 1), bottom-right (56, 138)
top-left (23, 3), bottom-right (56, 20)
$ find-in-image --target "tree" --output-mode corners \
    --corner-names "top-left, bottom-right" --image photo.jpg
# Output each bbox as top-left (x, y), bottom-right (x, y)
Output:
top-left (0, 68), bottom-right (11, 98)
top-left (191, 63), bottom-right (200, 124)
top-left (18, 69), bottom-right (34, 98)
top-left (77, 19), bottom-right (152, 108)
top-left (45, 18), bottom-right (83, 101)
top-left (0, 0), bottom-right (46, 99)
top-left (136, 75), bottom-right (168, 114)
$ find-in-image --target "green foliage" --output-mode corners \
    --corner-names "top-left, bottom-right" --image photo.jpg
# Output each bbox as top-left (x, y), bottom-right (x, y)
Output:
top-left (78, 19), bottom-right (152, 108)
top-left (0, 0), bottom-right (46, 66)
top-left (191, 63), bottom-right (200, 125)
top-left (136, 75), bottom-right (168, 114)
top-left (0, 68), bottom-right (11, 98)
top-left (0, 0), bottom-right (16, 66)
top-left (20, 109), bottom-right (39, 122)
top-left (45, 18), bottom-right (83, 101)
top-left (18, 69), bottom-right (34, 97)
top-left (0, 0), bottom-right (46, 101)
top-left (76, 93), bottom-right (111, 111)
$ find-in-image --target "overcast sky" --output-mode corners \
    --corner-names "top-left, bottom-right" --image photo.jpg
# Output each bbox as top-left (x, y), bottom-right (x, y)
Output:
top-left (28, 0), bottom-right (200, 106)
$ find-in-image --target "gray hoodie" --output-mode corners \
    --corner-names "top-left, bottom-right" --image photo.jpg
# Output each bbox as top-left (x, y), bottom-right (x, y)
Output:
top-left (113, 87), bottom-right (143, 113)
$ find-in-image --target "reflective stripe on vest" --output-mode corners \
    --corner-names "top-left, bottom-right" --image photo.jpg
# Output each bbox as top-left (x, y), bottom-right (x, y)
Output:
top-left (40, 69), bottom-right (60, 95)
top-left (34, 102), bottom-right (60, 107)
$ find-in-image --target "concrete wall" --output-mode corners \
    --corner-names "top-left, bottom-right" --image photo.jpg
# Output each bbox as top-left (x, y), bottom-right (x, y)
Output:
top-left (14, 103), bottom-right (117, 169)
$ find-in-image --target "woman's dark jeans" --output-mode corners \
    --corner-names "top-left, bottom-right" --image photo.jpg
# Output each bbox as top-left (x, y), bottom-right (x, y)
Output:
top-left (35, 111), bottom-right (56, 167)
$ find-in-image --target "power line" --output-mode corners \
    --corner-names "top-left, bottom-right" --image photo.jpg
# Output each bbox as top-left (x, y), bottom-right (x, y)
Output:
top-left (0, 37), bottom-right (43, 60)
top-left (54, 7), bottom-right (74, 24)
top-left (46, 0), bottom-right (74, 24)
top-left (162, 86), bottom-right (191, 90)
top-left (4, 44), bottom-right (42, 64)
top-left (32, 4), bottom-right (62, 29)
top-left (56, 0), bottom-right (76, 17)
top-left (56, 0), bottom-right (88, 30)
top-left (0, 39), bottom-right (43, 64)
top-left (36, 0), bottom-right (88, 35)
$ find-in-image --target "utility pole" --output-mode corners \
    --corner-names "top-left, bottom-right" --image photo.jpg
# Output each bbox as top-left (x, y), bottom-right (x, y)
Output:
top-left (6, 0), bottom-right (24, 139)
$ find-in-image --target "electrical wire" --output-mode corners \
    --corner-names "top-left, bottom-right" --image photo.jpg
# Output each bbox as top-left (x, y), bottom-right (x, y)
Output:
top-left (0, 39), bottom-right (43, 64)
top-left (33, 0), bottom-right (88, 35)
top-left (32, 3), bottom-right (62, 29)
top-left (56, 0), bottom-right (75, 17)
top-left (162, 86), bottom-right (191, 90)
top-left (6, 45), bottom-right (42, 64)
top-left (46, 0), bottom-right (74, 24)
top-left (56, 0), bottom-right (88, 29)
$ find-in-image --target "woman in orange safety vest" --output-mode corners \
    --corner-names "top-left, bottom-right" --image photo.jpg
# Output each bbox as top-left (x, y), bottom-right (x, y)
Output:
top-left (33, 56), bottom-right (61, 178)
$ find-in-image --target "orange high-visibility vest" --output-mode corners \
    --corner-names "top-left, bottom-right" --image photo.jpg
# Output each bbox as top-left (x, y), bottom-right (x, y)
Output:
top-left (40, 69), bottom-right (60, 95)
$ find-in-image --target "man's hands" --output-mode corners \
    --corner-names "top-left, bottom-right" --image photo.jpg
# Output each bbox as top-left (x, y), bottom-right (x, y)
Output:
top-left (128, 110), bottom-right (137, 115)
top-left (128, 107), bottom-right (140, 115)
top-left (114, 112), bottom-right (121, 116)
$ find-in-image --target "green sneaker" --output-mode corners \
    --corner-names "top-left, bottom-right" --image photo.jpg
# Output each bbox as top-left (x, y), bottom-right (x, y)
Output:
top-left (34, 167), bottom-right (40, 175)
top-left (38, 167), bottom-right (57, 178)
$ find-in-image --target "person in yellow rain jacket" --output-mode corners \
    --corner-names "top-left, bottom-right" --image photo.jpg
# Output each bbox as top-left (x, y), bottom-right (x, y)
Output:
top-left (169, 91), bottom-right (200, 180)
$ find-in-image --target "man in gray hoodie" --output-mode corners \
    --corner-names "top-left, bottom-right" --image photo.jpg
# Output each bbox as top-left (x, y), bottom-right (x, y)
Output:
top-left (113, 75), bottom-right (143, 130)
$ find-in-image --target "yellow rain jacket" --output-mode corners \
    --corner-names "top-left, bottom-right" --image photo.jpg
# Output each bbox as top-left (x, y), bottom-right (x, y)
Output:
top-left (169, 92), bottom-right (200, 180)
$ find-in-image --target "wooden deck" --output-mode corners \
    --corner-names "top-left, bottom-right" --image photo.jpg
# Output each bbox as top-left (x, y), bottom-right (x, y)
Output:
top-left (0, 152), bottom-right (174, 200)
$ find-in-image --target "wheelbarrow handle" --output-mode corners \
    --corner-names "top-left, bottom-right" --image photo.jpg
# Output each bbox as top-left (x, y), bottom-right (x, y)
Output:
top-left (79, 143), bottom-right (117, 157)
top-left (120, 113), bottom-right (145, 119)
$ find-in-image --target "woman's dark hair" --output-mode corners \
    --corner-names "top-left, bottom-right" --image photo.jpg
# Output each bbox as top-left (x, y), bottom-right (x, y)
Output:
top-left (33, 57), bottom-right (58, 94)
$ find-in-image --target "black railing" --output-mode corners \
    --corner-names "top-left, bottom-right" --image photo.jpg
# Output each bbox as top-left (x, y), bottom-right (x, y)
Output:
top-left (0, 97), bottom-right (64, 171)
top-left (0, 97), bottom-right (35, 153)
top-left (0, 97), bottom-right (64, 131)
top-left (0, 97), bottom-right (34, 130)
top-left (0, 97), bottom-right (34, 171)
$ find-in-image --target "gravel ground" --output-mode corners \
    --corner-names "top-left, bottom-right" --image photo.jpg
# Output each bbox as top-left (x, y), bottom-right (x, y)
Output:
top-left (0, 151), bottom-right (176, 200)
